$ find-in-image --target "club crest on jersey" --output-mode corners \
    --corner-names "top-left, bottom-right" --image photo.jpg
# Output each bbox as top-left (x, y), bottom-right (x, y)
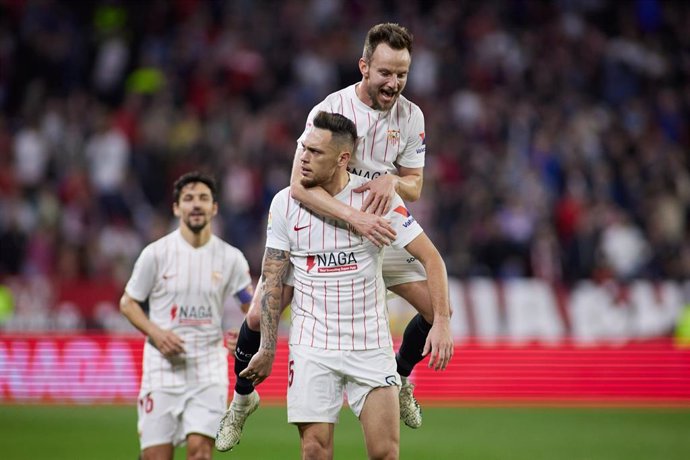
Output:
top-left (393, 206), bottom-right (416, 228)
top-left (173, 304), bottom-right (213, 325)
top-left (387, 129), bottom-right (401, 146)
top-left (306, 252), bottom-right (358, 273)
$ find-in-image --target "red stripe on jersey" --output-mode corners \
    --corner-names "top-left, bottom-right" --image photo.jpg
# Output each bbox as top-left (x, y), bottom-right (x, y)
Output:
top-left (308, 212), bottom-right (312, 249)
top-left (375, 277), bottom-right (381, 348)
top-left (383, 132), bottom-right (390, 163)
top-left (370, 118), bottom-right (379, 161)
top-left (286, 192), bottom-right (291, 218)
top-left (323, 280), bottom-right (328, 349)
top-left (184, 342), bottom-right (189, 383)
top-left (194, 335), bottom-right (199, 380)
top-left (187, 251), bottom-right (192, 296)
top-left (197, 251), bottom-right (202, 296)
top-left (351, 280), bottom-right (355, 349)
top-left (309, 280), bottom-right (316, 347)
top-left (337, 279), bottom-right (341, 350)
top-left (296, 205), bottom-right (303, 248)
top-left (347, 191), bottom-right (354, 247)
top-left (362, 278), bottom-right (367, 350)
top-left (350, 98), bottom-right (357, 126)
top-left (334, 215), bottom-right (338, 249)
top-left (298, 279), bottom-right (306, 344)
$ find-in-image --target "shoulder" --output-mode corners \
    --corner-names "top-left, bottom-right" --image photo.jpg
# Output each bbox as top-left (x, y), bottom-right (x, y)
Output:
top-left (144, 230), bottom-right (176, 253)
top-left (397, 95), bottom-right (423, 118)
top-left (214, 237), bottom-right (248, 260)
top-left (317, 85), bottom-right (355, 108)
top-left (348, 174), bottom-right (370, 188)
top-left (272, 186), bottom-right (292, 205)
top-left (268, 187), bottom-right (294, 219)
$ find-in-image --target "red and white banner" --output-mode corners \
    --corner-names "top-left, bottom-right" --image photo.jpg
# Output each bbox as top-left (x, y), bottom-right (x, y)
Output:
top-left (2, 335), bottom-right (690, 405)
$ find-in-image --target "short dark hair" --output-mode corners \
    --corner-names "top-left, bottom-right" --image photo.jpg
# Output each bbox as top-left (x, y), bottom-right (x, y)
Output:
top-left (173, 171), bottom-right (218, 203)
top-left (313, 111), bottom-right (358, 151)
top-left (362, 23), bottom-right (413, 63)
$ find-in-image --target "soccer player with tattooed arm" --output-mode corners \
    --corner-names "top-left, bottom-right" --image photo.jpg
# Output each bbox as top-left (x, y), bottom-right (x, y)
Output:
top-left (216, 23), bottom-right (454, 452)
top-left (241, 111), bottom-right (452, 459)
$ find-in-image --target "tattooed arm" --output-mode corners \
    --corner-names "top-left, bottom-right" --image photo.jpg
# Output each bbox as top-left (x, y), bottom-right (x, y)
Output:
top-left (239, 247), bottom-right (291, 386)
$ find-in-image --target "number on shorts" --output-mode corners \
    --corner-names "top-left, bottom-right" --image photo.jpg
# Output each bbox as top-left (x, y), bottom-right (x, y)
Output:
top-left (141, 393), bottom-right (153, 413)
top-left (288, 360), bottom-right (295, 387)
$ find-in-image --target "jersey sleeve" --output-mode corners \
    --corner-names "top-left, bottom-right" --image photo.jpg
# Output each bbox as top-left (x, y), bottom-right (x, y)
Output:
top-left (396, 105), bottom-right (426, 169)
top-left (265, 189), bottom-right (291, 251)
top-left (387, 194), bottom-right (424, 249)
top-left (228, 249), bottom-right (253, 299)
top-left (125, 244), bottom-right (157, 302)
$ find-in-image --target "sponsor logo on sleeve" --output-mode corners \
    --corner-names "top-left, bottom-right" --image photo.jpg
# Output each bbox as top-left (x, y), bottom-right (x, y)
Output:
top-left (416, 131), bottom-right (426, 154)
top-left (393, 206), bottom-right (416, 228)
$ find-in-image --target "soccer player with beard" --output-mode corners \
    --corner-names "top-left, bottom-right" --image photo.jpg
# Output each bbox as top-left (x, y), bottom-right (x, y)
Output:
top-left (217, 23), bottom-right (454, 452)
top-left (240, 111), bottom-right (451, 459)
top-left (121, 171), bottom-right (253, 460)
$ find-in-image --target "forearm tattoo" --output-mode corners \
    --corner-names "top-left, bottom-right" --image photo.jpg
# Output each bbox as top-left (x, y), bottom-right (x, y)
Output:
top-left (260, 247), bottom-right (290, 352)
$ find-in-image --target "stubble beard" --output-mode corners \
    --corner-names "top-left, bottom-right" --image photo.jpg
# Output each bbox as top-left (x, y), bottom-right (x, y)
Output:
top-left (185, 216), bottom-right (208, 234)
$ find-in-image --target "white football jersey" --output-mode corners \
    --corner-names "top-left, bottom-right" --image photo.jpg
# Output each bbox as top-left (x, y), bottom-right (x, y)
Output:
top-left (298, 83), bottom-right (426, 180)
top-left (266, 174), bottom-right (423, 350)
top-left (126, 229), bottom-right (252, 391)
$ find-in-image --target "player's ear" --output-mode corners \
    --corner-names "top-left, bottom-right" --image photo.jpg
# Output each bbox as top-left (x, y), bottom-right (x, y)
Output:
top-left (212, 201), bottom-right (218, 217)
top-left (338, 151), bottom-right (350, 167)
top-left (358, 57), bottom-right (368, 78)
top-left (173, 202), bottom-right (180, 217)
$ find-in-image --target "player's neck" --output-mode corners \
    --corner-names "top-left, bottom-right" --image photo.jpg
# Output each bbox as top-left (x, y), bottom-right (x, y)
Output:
top-left (355, 82), bottom-right (374, 108)
top-left (179, 225), bottom-right (212, 248)
top-left (321, 170), bottom-right (350, 197)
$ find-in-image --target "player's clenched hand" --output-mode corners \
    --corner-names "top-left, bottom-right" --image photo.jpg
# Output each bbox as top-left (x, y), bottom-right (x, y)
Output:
top-left (150, 328), bottom-right (185, 358)
top-left (422, 316), bottom-right (454, 371)
top-left (239, 348), bottom-right (275, 386)
top-left (348, 210), bottom-right (396, 248)
top-left (224, 329), bottom-right (239, 350)
top-left (353, 175), bottom-right (397, 216)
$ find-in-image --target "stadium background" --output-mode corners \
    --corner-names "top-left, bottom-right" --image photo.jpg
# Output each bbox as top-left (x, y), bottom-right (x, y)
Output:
top-left (1, 0), bottom-right (690, 458)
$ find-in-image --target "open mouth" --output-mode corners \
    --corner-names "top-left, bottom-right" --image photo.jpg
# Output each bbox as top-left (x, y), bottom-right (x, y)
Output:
top-left (380, 88), bottom-right (397, 103)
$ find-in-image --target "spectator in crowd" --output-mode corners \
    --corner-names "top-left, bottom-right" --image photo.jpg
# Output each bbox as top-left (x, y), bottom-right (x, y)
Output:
top-left (1, 0), bottom-right (689, 330)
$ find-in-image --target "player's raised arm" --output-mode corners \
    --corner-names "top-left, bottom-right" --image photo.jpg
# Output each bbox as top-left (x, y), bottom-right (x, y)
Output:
top-left (403, 233), bottom-right (454, 371)
top-left (289, 145), bottom-right (396, 248)
top-left (240, 247), bottom-right (290, 386)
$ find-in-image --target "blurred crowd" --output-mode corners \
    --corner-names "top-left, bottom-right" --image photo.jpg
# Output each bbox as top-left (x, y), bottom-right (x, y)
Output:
top-left (1, 0), bottom-right (689, 329)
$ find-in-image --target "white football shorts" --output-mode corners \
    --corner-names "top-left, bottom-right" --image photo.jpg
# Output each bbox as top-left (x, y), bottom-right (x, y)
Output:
top-left (287, 344), bottom-right (400, 424)
top-left (137, 383), bottom-right (227, 450)
top-left (382, 246), bottom-right (427, 287)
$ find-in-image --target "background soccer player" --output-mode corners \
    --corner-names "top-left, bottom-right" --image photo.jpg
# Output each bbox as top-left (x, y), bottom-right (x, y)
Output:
top-left (120, 171), bottom-right (253, 460)
top-left (239, 111), bottom-right (452, 460)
